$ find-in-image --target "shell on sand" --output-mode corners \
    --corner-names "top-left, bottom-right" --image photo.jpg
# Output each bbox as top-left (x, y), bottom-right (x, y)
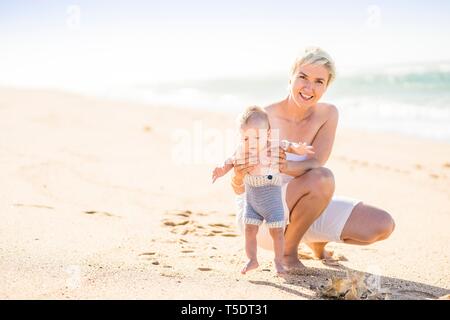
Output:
top-left (320, 271), bottom-right (381, 300)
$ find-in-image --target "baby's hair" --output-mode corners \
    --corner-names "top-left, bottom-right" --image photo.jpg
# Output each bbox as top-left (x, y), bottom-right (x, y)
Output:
top-left (237, 105), bottom-right (270, 129)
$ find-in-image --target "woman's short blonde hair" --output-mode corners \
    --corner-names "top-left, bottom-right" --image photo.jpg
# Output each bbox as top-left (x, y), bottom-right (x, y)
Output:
top-left (290, 47), bottom-right (336, 85)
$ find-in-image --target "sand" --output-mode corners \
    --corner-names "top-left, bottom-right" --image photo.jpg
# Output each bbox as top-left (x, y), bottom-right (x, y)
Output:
top-left (0, 87), bottom-right (449, 299)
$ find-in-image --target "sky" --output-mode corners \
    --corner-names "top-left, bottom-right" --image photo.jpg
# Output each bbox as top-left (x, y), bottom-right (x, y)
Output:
top-left (1, 0), bottom-right (450, 90)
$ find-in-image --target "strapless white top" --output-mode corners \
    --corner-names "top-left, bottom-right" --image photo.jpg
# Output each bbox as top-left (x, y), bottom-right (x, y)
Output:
top-left (286, 152), bottom-right (308, 162)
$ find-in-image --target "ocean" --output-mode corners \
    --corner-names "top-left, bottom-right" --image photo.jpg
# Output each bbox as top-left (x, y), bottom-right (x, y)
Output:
top-left (91, 63), bottom-right (450, 143)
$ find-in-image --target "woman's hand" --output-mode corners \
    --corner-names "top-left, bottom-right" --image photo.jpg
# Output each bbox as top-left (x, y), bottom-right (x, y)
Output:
top-left (268, 146), bottom-right (287, 173)
top-left (289, 141), bottom-right (315, 156)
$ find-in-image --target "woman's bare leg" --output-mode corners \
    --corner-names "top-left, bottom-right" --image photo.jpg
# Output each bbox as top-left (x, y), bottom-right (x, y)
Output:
top-left (306, 202), bottom-right (396, 256)
top-left (241, 224), bottom-right (260, 274)
top-left (269, 227), bottom-right (286, 274)
top-left (341, 202), bottom-right (395, 244)
top-left (306, 242), bottom-right (334, 259)
top-left (283, 167), bottom-right (335, 270)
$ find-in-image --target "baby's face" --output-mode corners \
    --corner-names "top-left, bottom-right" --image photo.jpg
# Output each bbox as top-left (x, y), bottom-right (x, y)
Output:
top-left (239, 122), bottom-right (270, 155)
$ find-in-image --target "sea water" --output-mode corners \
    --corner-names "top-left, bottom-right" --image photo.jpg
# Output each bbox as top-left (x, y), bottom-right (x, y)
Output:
top-left (97, 63), bottom-right (450, 143)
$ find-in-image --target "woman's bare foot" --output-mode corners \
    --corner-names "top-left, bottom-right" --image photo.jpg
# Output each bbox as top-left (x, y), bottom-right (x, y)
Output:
top-left (306, 242), bottom-right (334, 260)
top-left (274, 259), bottom-right (286, 275)
top-left (282, 255), bottom-right (306, 272)
top-left (283, 255), bottom-right (319, 275)
top-left (241, 259), bottom-right (259, 274)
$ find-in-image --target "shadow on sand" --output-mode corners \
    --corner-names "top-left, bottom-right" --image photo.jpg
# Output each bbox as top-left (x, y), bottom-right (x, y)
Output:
top-left (249, 262), bottom-right (449, 300)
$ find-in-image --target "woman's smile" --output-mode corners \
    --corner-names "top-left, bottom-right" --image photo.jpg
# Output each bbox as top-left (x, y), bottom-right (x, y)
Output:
top-left (299, 92), bottom-right (314, 101)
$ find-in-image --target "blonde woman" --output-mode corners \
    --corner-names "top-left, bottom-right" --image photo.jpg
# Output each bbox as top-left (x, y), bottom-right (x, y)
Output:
top-left (232, 47), bottom-right (395, 271)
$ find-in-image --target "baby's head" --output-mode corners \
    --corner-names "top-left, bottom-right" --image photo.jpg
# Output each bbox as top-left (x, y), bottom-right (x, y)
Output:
top-left (237, 106), bottom-right (270, 152)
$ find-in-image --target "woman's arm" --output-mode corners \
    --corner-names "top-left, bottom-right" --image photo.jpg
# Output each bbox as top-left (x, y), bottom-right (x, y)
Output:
top-left (281, 158), bottom-right (321, 177)
top-left (310, 104), bottom-right (339, 166)
top-left (280, 104), bottom-right (338, 177)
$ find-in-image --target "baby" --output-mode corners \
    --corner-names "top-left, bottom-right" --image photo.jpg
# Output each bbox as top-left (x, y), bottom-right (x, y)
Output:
top-left (212, 106), bottom-right (314, 275)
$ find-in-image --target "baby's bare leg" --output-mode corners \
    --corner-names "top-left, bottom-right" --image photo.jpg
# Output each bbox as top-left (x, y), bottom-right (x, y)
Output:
top-left (269, 227), bottom-right (286, 274)
top-left (241, 224), bottom-right (259, 274)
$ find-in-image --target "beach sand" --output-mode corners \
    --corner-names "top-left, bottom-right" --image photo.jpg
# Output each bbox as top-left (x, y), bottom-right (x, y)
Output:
top-left (0, 87), bottom-right (449, 299)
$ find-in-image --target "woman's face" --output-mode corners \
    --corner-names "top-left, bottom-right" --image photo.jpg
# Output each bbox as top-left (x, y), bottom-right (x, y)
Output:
top-left (289, 63), bottom-right (330, 108)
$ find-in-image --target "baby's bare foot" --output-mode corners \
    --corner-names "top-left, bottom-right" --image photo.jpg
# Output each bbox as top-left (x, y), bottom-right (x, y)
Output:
top-left (241, 259), bottom-right (259, 274)
top-left (274, 259), bottom-right (286, 275)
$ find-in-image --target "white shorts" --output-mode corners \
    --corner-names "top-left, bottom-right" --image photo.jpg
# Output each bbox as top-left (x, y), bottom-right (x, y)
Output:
top-left (235, 183), bottom-right (361, 251)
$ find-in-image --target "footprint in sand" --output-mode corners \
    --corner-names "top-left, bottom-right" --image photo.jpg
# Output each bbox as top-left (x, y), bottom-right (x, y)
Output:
top-left (163, 219), bottom-right (190, 226)
top-left (198, 267), bottom-right (212, 271)
top-left (165, 209), bottom-right (192, 217)
top-left (205, 223), bottom-right (238, 237)
top-left (139, 252), bottom-right (156, 256)
top-left (205, 230), bottom-right (235, 237)
top-left (162, 211), bottom-right (238, 237)
top-left (13, 203), bottom-right (54, 210)
top-left (84, 210), bottom-right (118, 217)
top-left (163, 218), bottom-right (196, 236)
top-left (138, 252), bottom-right (163, 266)
top-left (208, 223), bottom-right (229, 228)
top-left (160, 271), bottom-right (183, 278)
top-left (162, 211), bottom-right (195, 233)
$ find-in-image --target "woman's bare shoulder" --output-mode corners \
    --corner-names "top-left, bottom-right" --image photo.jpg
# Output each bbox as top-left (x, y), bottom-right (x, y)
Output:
top-left (316, 102), bottom-right (339, 120)
top-left (264, 102), bottom-right (281, 114)
top-left (264, 101), bottom-right (287, 120)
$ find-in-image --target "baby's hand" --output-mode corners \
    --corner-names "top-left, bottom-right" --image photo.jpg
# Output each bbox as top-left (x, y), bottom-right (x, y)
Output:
top-left (211, 162), bottom-right (234, 183)
top-left (290, 142), bottom-right (315, 156)
top-left (212, 167), bottom-right (225, 183)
